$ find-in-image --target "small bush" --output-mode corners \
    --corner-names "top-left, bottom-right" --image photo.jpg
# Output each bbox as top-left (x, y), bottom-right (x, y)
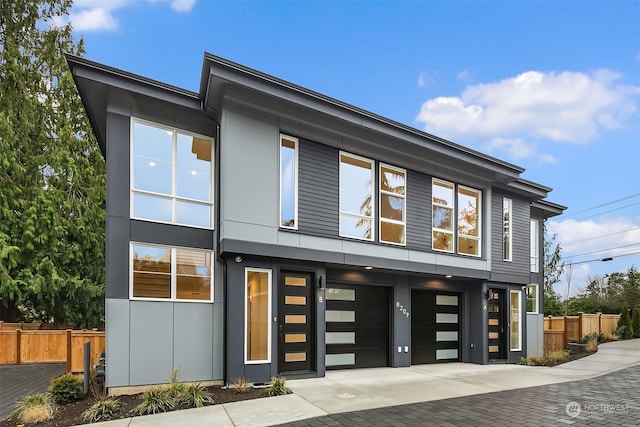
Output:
top-left (82, 398), bottom-right (120, 423)
top-left (267, 376), bottom-right (292, 396)
top-left (585, 339), bottom-right (598, 352)
top-left (615, 305), bottom-right (634, 339)
top-left (632, 305), bottom-right (640, 338)
top-left (10, 393), bottom-right (56, 424)
top-left (580, 332), bottom-right (605, 344)
top-left (529, 350), bottom-right (570, 366)
top-left (134, 388), bottom-right (174, 415)
top-left (517, 357), bottom-right (534, 366)
top-left (49, 373), bottom-right (84, 404)
top-left (177, 383), bottom-right (214, 408)
top-left (230, 376), bottom-right (252, 394)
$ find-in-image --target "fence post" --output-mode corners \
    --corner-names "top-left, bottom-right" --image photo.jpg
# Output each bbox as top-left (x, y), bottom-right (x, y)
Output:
top-left (578, 313), bottom-right (583, 340)
top-left (562, 317), bottom-right (568, 349)
top-left (16, 329), bottom-right (21, 364)
top-left (598, 312), bottom-right (602, 334)
top-left (66, 329), bottom-right (72, 373)
top-left (83, 341), bottom-right (90, 395)
top-left (0, 320), bottom-right (4, 330)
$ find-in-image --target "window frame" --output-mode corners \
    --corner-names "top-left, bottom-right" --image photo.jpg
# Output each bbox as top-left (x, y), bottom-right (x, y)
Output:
top-left (339, 151), bottom-right (375, 241)
top-left (129, 242), bottom-right (214, 303)
top-left (432, 178), bottom-right (455, 253)
top-left (457, 185), bottom-right (482, 257)
top-left (503, 198), bottom-right (512, 262)
top-left (279, 134), bottom-right (298, 230)
top-left (378, 163), bottom-right (406, 246)
top-left (530, 219), bottom-right (539, 272)
top-left (526, 284), bottom-right (539, 314)
top-left (130, 118), bottom-right (214, 229)
top-left (510, 290), bottom-right (522, 351)
top-left (244, 267), bottom-right (272, 364)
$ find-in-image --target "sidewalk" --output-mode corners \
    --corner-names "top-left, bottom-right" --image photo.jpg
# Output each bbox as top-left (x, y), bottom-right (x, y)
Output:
top-left (86, 339), bottom-right (640, 426)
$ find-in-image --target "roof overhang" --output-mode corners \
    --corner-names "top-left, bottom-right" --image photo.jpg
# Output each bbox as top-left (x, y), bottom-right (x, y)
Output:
top-left (531, 199), bottom-right (567, 219)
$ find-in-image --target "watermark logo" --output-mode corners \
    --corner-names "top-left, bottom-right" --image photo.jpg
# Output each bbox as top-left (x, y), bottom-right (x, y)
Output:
top-left (566, 401), bottom-right (581, 418)
top-left (566, 400), bottom-right (628, 418)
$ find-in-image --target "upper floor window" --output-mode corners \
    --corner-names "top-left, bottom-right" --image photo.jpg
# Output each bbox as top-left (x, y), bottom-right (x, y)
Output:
top-left (131, 120), bottom-right (213, 228)
top-left (379, 164), bottom-right (406, 245)
top-left (280, 135), bottom-right (298, 229)
top-left (131, 243), bottom-right (213, 302)
top-left (503, 198), bottom-right (512, 261)
top-left (432, 179), bottom-right (482, 256)
top-left (339, 152), bottom-right (374, 240)
top-left (530, 219), bottom-right (539, 272)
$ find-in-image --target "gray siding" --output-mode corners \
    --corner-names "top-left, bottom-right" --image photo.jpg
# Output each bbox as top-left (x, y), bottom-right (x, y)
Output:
top-left (406, 169), bottom-right (431, 251)
top-left (526, 313), bottom-right (544, 356)
top-left (298, 139), bottom-right (339, 238)
top-left (491, 189), bottom-right (530, 283)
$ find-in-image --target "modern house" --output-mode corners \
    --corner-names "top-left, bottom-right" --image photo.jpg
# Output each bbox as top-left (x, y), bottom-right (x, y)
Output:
top-left (67, 53), bottom-right (565, 393)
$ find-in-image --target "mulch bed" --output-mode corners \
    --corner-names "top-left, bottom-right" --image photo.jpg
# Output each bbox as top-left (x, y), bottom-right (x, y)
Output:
top-left (1, 385), bottom-right (268, 427)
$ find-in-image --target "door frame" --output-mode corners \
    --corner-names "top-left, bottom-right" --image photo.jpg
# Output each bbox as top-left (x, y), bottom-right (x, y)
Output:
top-left (487, 288), bottom-right (507, 361)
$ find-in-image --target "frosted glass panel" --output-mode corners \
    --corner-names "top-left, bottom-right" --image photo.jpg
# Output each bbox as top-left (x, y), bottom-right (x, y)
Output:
top-left (436, 349), bottom-right (458, 360)
top-left (436, 313), bottom-right (458, 324)
top-left (325, 289), bottom-right (355, 301)
top-left (326, 310), bottom-right (355, 322)
top-left (436, 331), bottom-right (458, 342)
top-left (326, 353), bottom-right (355, 366)
top-left (326, 332), bottom-right (355, 344)
top-left (436, 295), bottom-right (458, 306)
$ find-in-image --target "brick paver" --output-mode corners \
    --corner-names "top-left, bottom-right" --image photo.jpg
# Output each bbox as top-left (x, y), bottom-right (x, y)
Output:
top-left (0, 363), bottom-right (66, 420)
top-left (279, 364), bottom-right (640, 426)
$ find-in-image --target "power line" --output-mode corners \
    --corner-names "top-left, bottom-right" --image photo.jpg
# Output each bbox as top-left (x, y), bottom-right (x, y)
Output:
top-left (553, 202), bottom-right (640, 226)
top-left (564, 243), bottom-right (640, 259)
top-left (560, 193), bottom-right (640, 218)
top-left (565, 250), bottom-right (640, 266)
top-left (561, 227), bottom-right (640, 246)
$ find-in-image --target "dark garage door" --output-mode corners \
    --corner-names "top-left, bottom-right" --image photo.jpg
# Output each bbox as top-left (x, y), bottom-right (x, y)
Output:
top-left (411, 290), bottom-right (460, 364)
top-left (325, 284), bottom-right (390, 369)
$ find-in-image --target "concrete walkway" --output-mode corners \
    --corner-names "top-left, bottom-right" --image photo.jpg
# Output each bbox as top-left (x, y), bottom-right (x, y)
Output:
top-left (83, 339), bottom-right (639, 426)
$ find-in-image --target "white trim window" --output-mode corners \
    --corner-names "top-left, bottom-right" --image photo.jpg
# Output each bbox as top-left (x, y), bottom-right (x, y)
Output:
top-left (131, 119), bottom-right (213, 228)
top-left (530, 219), bottom-right (539, 272)
top-left (432, 179), bottom-right (455, 252)
top-left (526, 284), bottom-right (539, 314)
top-left (379, 163), bottom-right (406, 245)
top-left (339, 152), bottom-right (374, 241)
top-left (457, 185), bottom-right (481, 257)
top-left (279, 135), bottom-right (298, 229)
top-left (245, 268), bottom-right (272, 364)
top-left (510, 290), bottom-right (522, 351)
top-left (503, 198), bottom-right (512, 261)
top-left (130, 243), bottom-right (213, 302)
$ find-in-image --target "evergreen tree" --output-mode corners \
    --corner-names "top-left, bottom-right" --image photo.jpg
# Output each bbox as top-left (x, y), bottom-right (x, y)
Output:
top-left (0, 1), bottom-right (105, 327)
top-left (632, 305), bottom-right (640, 339)
top-left (543, 226), bottom-right (564, 316)
top-left (616, 304), bottom-right (633, 339)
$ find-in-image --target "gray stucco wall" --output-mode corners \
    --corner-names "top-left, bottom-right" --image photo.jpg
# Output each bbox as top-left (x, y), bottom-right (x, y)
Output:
top-left (526, 313), bottom-right (544, 356)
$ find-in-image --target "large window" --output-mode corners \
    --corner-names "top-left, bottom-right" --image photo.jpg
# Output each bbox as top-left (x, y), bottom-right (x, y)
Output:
top-left (280, 135), bottom-right (298, 229)
top-left (379, 164), bottom-right (406, 245)
top-left (432, 179), bottom-right (454, 252)
top-left (530, 219), bottom-right (539, 272)
top-left (131, 244), bottom-right (212, 302)
top-left (339, 152), bottom-right (374, 240)
top-left (510, 290), bottom-right (522, 351)
top-left (526, 284), bottom-right (539, 314)
top-left (245, 268), bottom-right (272, 363)
top-left (132, 120), bottom-right (213, 228)
top-left (432, 179), bottom-right (482, 256)
top-left (503, 198), bottom-right (512, 261)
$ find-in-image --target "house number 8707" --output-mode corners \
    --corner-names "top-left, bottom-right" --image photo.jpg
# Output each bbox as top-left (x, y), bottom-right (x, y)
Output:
top-left (396, 301), bottom-right (410, 317)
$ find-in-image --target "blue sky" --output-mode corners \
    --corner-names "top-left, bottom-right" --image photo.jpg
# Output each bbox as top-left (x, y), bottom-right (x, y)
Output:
top-left (65, 0), bottom-right (640, 297)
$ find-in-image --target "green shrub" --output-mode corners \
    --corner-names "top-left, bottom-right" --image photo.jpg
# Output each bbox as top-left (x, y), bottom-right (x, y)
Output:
top-left (267, 376), bottom-right (292, 396)
top-left (517, 357), bottom-right (534, 366)
top-left (632, 305), bottom-right (640, 338)
top-left (49, 373), bottom-right (84, 404)
top-left (177, 383), bottom-right (214, 408)
top-left (580, 331), bottom-right (605, 344)
top-left (10, 393), bottom-right (56, 424)
top-left (82, 398), bottom-right (120, 423)
top-left (615, 305), bottom-right (634, 339)
top-left (134, 388), bottom-right (174, 415)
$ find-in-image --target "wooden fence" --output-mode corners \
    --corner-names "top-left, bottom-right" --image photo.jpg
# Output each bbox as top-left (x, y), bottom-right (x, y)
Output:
top-left (543, 312), bottom-right (620, 354)
top-left (0, 323), bottom-right (105, 374)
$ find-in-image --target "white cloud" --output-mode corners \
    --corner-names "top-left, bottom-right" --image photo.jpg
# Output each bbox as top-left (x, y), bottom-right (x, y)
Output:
top-left (416, 69), bottom-right (639, 163)
top-left (64, 0), bottom-right (196, 32)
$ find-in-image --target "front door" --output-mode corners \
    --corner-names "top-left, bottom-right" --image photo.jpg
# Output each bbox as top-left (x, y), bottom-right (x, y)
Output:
top-left (278, 272), bottom-right (314, 374)
top-left (488, 289), bottom-right (506, 360)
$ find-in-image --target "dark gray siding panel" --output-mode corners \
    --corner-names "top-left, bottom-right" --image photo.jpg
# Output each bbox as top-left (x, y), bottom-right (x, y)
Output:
top-left (491, 189), bottom-right (530, 280)
top-left (106, 113), bottom-right (130, 218)
top-left (406, 170), bottom-right (431, 251)
top-left (298, 139), bottom-right (339, 237)
top-left (106, 216), bottom-right (130, 299)
top-left (130, 220), bottom-right (214, 250)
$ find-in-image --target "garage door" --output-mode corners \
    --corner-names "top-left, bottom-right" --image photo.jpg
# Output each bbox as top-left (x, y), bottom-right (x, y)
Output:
top-left (325, 284), bottom-right (390, 369)
top-left (411, 290), bottom-right (460, 364)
